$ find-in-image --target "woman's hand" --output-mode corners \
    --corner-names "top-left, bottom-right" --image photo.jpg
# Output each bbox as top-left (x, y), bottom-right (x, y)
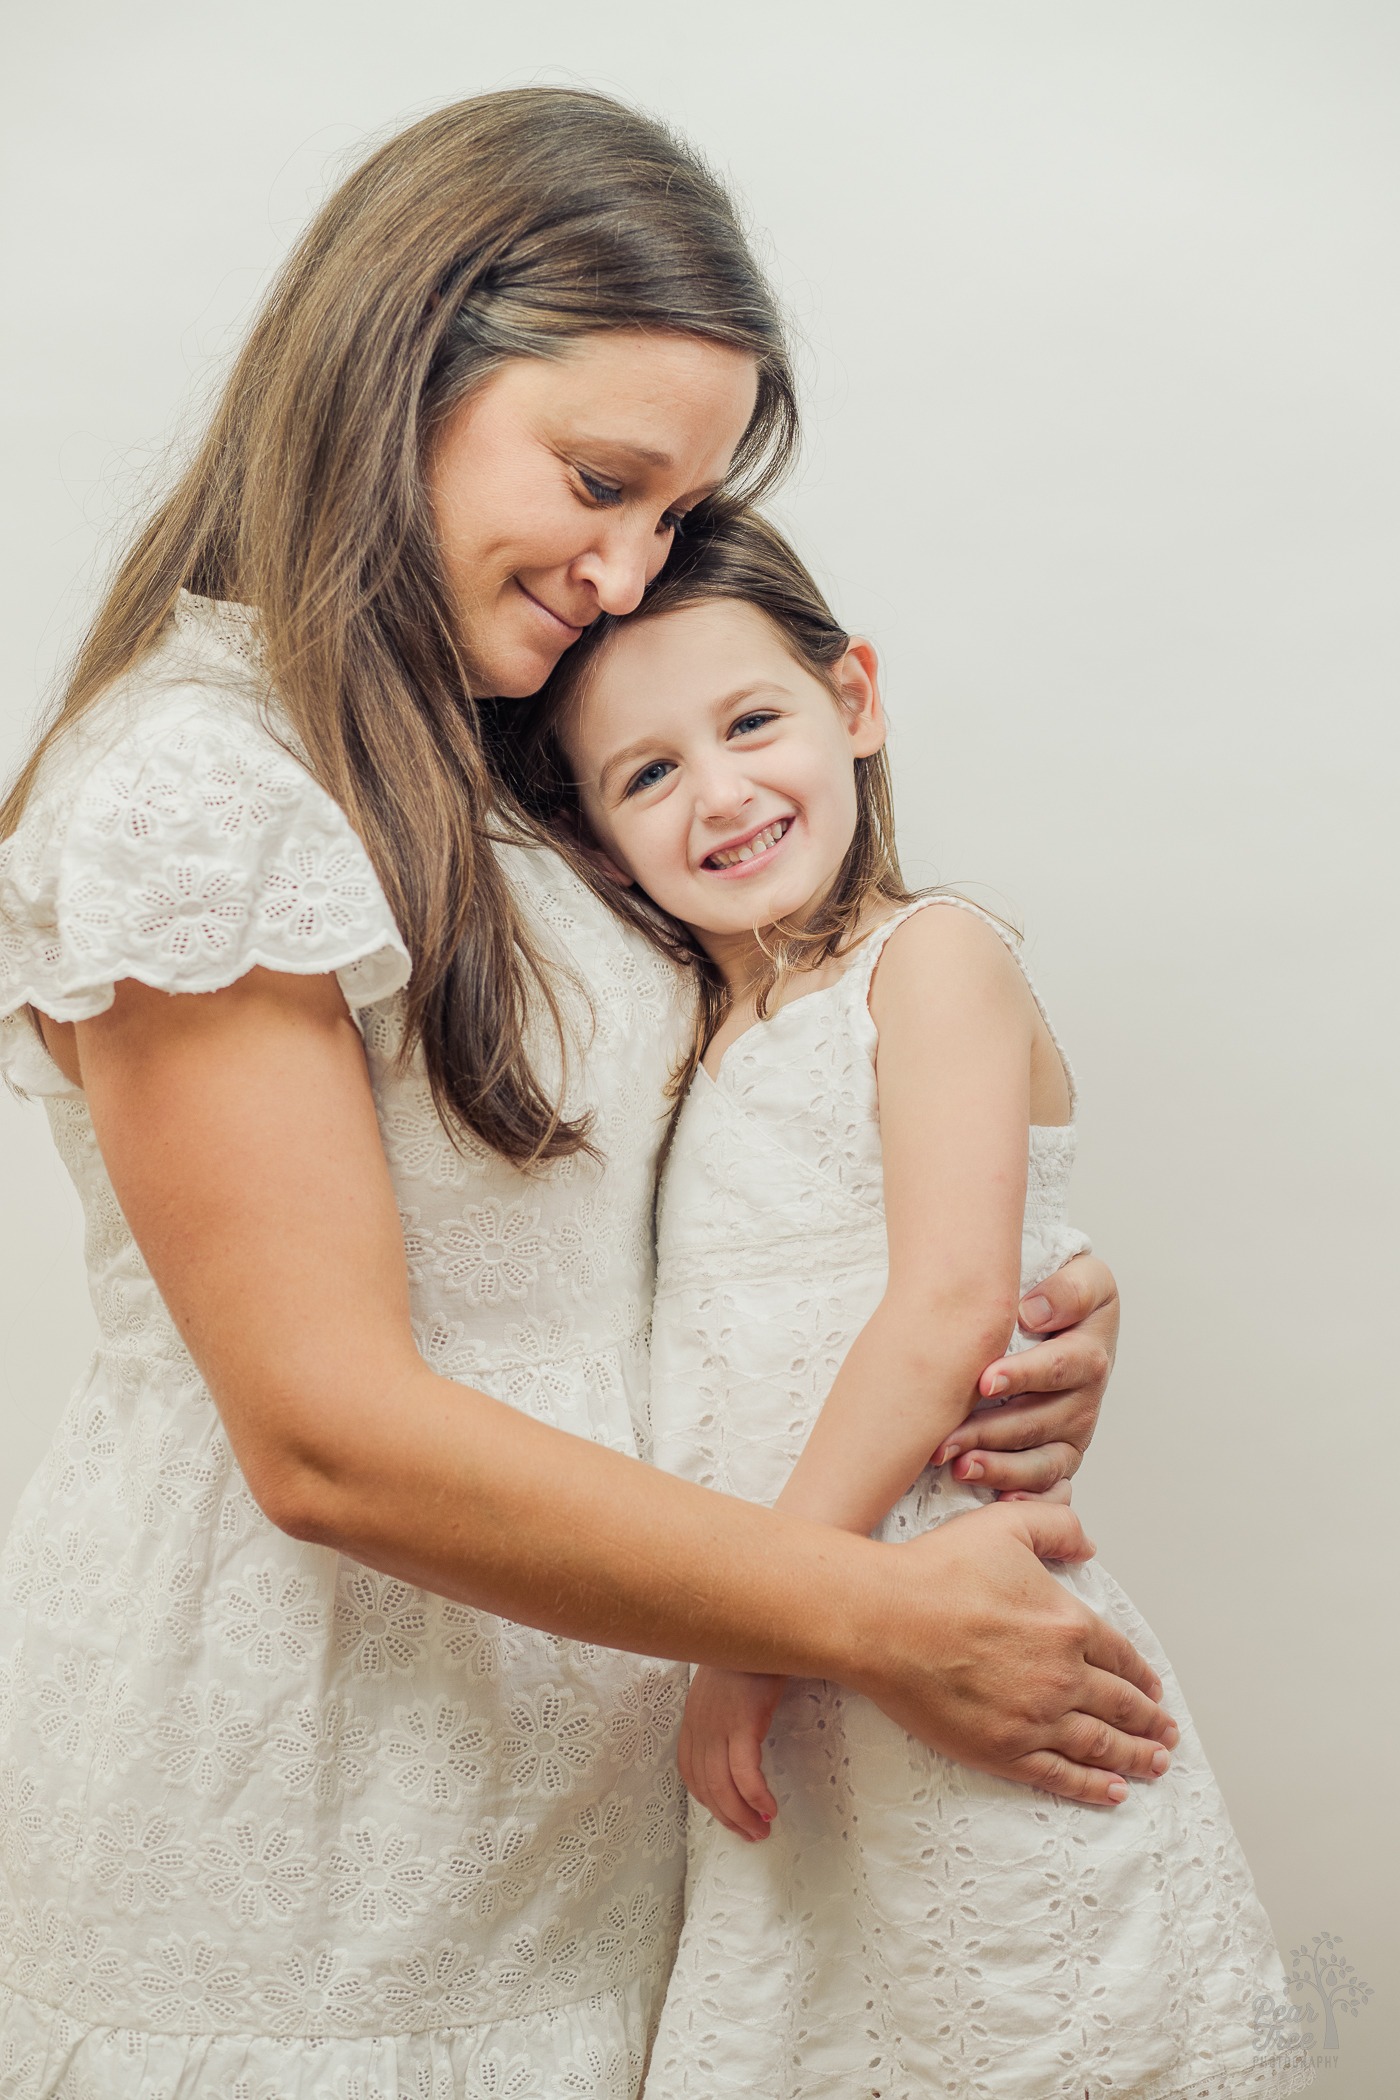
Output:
top-left (679, 1667), bottom-right (786, 1842)
top-left (859, 1498), bottom-right (1177, 1802)
top-left (931, 1254), bottom-right (1119, 1498)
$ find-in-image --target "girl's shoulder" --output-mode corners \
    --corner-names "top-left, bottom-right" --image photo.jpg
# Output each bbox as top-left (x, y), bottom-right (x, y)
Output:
top-left (845, 894), bottom-right (1078, 1120)
top-left (0, 596), bottom-right (411, 1093)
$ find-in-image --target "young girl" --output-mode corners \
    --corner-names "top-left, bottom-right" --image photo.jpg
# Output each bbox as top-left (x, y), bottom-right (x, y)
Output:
top-left (513, 513), bottom-right (1309, 2100)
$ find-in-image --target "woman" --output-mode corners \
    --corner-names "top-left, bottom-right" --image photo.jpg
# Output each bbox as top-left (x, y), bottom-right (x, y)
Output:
top-left (0, 90), bottom-right (1167, 2096)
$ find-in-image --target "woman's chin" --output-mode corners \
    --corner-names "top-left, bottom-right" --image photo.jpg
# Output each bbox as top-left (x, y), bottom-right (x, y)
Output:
top-left (474, 636), bottom-right (568, 699)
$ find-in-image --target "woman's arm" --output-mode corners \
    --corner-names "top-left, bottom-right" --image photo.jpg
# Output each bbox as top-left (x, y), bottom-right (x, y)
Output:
top-left (68, 967), bottom-right (1176, 1804)
top-left (774, 905), bottom-right (1036, 1536)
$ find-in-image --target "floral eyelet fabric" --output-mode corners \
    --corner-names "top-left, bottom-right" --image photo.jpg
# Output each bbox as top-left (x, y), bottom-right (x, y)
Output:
top-left (0, 595), bottom-right (695, 2097)
top-left (642, 899), bottom-right (1312, 2100)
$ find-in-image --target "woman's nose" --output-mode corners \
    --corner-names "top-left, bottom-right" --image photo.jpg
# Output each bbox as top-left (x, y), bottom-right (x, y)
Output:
top-left (571, 522), bottom-right (660, 618)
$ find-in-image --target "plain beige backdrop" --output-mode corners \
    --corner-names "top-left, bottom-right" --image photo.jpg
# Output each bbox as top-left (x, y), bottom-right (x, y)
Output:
top-left (2, 3), bottom-right (1395, 2089)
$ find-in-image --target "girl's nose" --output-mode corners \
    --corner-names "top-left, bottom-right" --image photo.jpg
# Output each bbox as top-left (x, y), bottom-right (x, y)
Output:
top-left (571, 522), bottom-right (663, 618)
top-left (694, 757), bottom-right (753, 823)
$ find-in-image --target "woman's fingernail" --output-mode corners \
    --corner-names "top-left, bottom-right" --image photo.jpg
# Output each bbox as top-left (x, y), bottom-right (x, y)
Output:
top-left (1107, 1780), bottom-right (1128, 1803)
top-left (1151, 1748), bottom-right (1171, 1775)
top-left (962, 1460), bottom-right (983, 1480)
top-left (1162, 1721), bottom-right (1180, 1748)
top-left (985, 1374), bottom-right (1010, 1397)
top-left (1021, 1296), bottom-right (1052, 1328)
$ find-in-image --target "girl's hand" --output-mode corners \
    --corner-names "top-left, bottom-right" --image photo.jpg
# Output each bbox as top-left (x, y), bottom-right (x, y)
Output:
top-left (679, 1666), bottom-right (786, 1842)
top-left (932, 1254), bottom-right (1119, 1498)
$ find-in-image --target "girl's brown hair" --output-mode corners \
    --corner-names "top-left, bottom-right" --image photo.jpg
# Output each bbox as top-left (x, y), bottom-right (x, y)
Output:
top-left (2, 89), bottom-right (797, 1164)
top-left (488, 508), bottom-right (919, 1088)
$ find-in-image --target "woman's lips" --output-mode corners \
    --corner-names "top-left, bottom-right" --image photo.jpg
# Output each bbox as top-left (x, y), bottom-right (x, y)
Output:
top-left (515, 579), bottom-right (586, 640)
top-left (701, 815), bottom-right (794, 879)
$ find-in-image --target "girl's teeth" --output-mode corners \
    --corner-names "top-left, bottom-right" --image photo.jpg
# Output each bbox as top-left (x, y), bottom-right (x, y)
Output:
top-left (712, 821), bottom-right (786, 869)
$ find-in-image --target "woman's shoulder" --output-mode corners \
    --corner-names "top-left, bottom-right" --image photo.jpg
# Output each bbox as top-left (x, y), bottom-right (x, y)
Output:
top-left (25, 594), bottom-right (299, 817)
top-left (0, 596), bottom-right (411, 1064)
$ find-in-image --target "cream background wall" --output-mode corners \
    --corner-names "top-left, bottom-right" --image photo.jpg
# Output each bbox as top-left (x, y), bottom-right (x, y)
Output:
top-left (2, 4), bottom-right (1395, 2088)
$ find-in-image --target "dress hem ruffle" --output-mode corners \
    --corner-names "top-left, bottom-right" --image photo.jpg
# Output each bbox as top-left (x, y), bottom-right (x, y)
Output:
top-left (0, 1962), bottom-right (670, 2097)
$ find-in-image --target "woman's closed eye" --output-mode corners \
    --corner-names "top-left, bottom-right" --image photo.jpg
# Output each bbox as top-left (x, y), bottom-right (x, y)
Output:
top-left (575, 467), bottom-right (689, 536)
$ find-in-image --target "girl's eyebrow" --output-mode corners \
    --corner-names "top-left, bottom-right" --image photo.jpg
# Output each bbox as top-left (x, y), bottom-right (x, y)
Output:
top-left (596, 683), bottom-right (779, 797)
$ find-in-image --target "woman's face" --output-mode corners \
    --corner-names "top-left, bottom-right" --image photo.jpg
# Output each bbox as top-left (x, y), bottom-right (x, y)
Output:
top-left (427, 331), bottom-right (759, 697)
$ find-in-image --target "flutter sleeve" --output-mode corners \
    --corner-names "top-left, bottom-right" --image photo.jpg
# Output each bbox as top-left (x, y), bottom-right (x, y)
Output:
top-left (0, 678), bottom-right (412, 1097)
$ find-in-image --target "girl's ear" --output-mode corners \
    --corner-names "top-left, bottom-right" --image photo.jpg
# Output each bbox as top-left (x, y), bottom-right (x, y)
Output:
top-left (833, 638), bottom-right (886, 758)
top-left (549, 806), bottom-right (636, 889)
top-left (581, 842), bottom-right (636, 889)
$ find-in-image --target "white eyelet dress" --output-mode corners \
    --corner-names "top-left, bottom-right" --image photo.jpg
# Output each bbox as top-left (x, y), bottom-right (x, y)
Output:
top-left (0, 595), bottom-right (694, 2098)
top-left (643, 898), bottom-right (1312, 2100)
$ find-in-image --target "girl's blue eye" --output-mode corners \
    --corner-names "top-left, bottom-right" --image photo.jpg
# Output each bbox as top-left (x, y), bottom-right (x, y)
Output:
top-left (626, 759), bottom-right (673, 796)
top-left (731, 711), bottom-right (777, 737)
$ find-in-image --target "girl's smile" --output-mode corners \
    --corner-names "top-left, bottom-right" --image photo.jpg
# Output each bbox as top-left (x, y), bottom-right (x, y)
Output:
top-left (701, 813), bottom-right (795, 876)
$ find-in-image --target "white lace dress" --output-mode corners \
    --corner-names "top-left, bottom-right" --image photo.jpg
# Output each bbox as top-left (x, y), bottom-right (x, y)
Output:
top-left (0, 595), bottom-right (694, 2098)
top-left (643, 899), bottom-right (1311, 2100)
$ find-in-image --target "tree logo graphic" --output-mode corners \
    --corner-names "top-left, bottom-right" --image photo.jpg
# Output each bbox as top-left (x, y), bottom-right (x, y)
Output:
top-left (1253, 1931), bottom-right (1374, 2066)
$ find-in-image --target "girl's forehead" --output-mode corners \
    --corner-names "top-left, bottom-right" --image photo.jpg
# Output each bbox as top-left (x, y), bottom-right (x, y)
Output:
top-left (585, 599), bottom-right (794, 709)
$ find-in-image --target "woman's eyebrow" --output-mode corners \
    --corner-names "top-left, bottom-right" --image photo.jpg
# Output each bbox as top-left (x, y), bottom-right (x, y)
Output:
top-left (572, 437), bottom-right (675, 471)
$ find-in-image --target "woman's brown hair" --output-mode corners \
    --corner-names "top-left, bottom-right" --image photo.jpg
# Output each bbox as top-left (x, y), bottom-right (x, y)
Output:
top-left (488, 508), bottom-right (919, 1089)
top-left (1, 88), bottom-right (798, 1164)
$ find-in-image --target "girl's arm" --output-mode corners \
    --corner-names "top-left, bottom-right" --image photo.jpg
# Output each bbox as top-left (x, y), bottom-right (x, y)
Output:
top-left (66, 967), bottom-right (1175, 1802)
top-left (680, 910), bottom-right (1151, 1840)
top-left (775, 904), bottom-right (1042, 1537)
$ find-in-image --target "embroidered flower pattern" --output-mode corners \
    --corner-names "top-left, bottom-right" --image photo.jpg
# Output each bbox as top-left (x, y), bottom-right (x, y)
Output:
top-left (218, 1562), bottom-right (325, 1674)
top-left (87, 1801), bottom-right (194, 1914)
top-left (134, 860), bottom-right (249, 960)
top-left (199, 750), bottom-right (299, 837)
top-left (32, 1650), bottom-right (109, 1762)
top-left (433, 1203), bottom-right (547, 1305)
top-left (333, 1567), bottom-right (426, 1677)
top-left (383, 1698), bottom-right (490, 1809)
top-left (0, 1761), bottom-right (45, 1875)
top-left (436, 1604), bottom-right (528, 1680)
top-left (149, 1682), bottom-right (261, 1798)
top-left (606, 1666), bottom-right (685, 1770)
top-left (27, 1526), bottom-right (106, 1627)
top-left (135, 1932), bottom-right (252, 2027)
top-left (548, 1788), bottom-right (631, 1896)
top-left (440, 1816), bottom-right (539, 1922)
top-left (486, 1918), bottom-right (585, 2018)
top-left (325, 1820), bottom-right (433, 1932)
top-left (8, 1901), bottom-right (124, 2020)
top-left (254, 1943), bottom-right (369, 2036)
top-left (375, 1939), bottom-right (484, 2030)
top-left (267, 1697), bottom-right (374, 1809)
top-left (81, 766), bottom-right (184, 842)
top-left (261, 841), bottom-right (377, 942)
top-left (202, 1816), bottom-right (314, 1927)
top-left (501, 1688), bottom-right (603, 1798)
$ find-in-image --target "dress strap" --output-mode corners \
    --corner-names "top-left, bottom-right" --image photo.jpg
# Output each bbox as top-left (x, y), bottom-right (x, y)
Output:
top-left (842, 893), bottom-right (1080, 1115)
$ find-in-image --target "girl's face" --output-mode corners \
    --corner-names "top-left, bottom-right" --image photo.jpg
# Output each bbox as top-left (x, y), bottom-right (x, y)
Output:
top-left (427, 332), bottom-right (759, 697)
top-left (563, 598), bottom-right (885, 947)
